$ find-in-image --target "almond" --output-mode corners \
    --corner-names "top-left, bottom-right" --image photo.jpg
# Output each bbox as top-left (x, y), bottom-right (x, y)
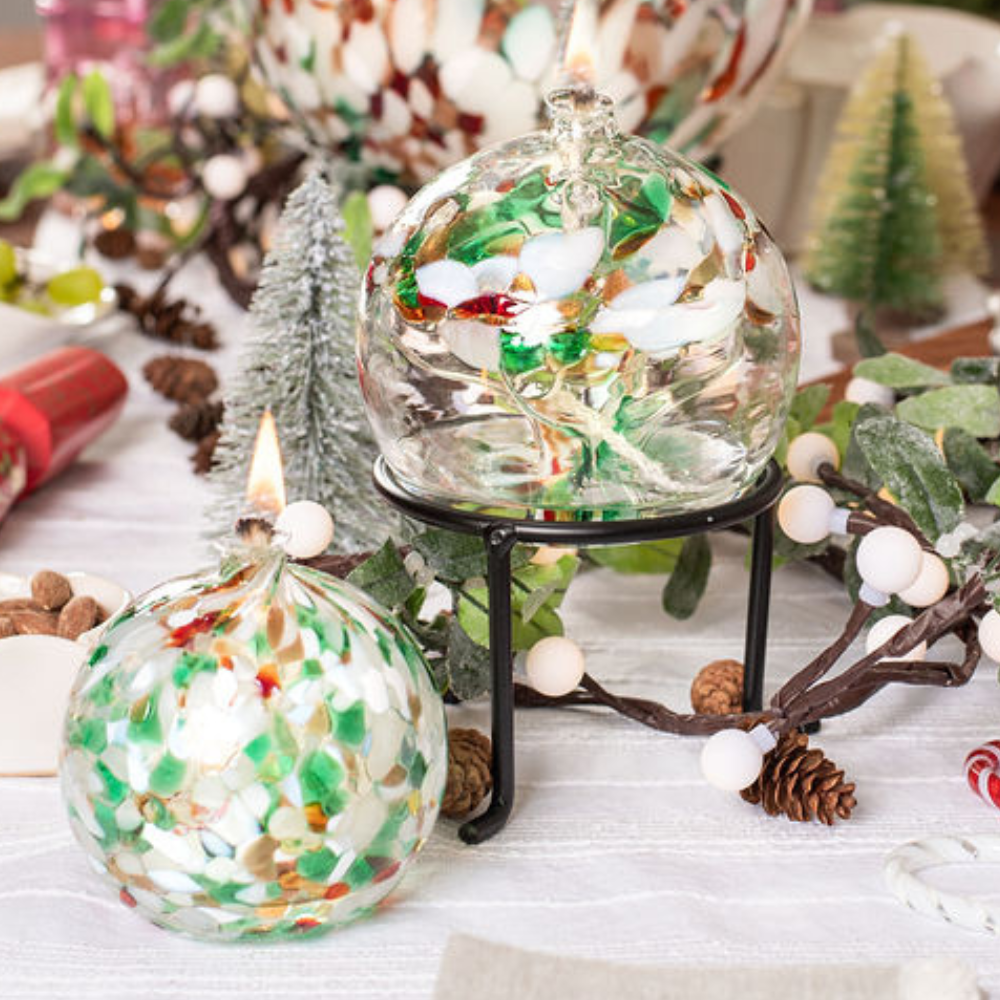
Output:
top-left (57, 595), bottom-right (99, 640)
top-left (31, 570), bottom-right (73, 612)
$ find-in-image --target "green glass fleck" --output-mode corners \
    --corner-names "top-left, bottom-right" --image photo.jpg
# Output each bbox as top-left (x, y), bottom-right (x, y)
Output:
top-left (149, 753), bottom-right (187, 796)
top-left (252, 631), bottom-right (270, 657)
top-left (89, 671), bottom-right (117, 707)
top-left (93, 801), bottom-right (118, 848)
top-left (297, 847), bottom-right (337, 881)
top-left (500, 332), bottom-right (545, 374)
top-left (329, 701), bottom-right (366, 747)
top-left (69, 717), bottom-right (107, 755)
top-left (95, 760), bottom-right (127, 806)
top-left (409, 752), bottom-right (428, 787)
top-left (302, 658), bottom-right (323, 679)
top-left (345, 856), bottom-right (374, 889)
top-left (244, 733), bottom-right (271, 764)
top-left (172, 651), bottom-right (217, 688)
top-left (127, 693), bottom-right (162, 744)
top-left (549, 330), bottom-right (590, 365)
top-left (300, 751), bottom-right (346, 815)
top-left (88, 643), bottom-right (109, 666)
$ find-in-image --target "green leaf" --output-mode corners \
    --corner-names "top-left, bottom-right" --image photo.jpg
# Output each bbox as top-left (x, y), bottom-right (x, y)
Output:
top-left (951, 357), bottom-right (1000, 385)
top-left (841, 403), bottom-right (884, 487)
top-left (661, 534), bottom-right (712, 620)
top-left (54, 74), bottom-right (79, 148)
top-left (341, 190), bottom-right (372, 269)
top-left (814, 400), bottom-right (861, 462)
top-left (854, 310), bottom-right (887, 358)
top-left (346, 541), bottom-right (415, 609)
top-left (773, 415), bottom-right (800, 468)
top-left (942, 427), bottom-right (999, 502)
top-left (985, 476), bottom-right (1000, 507)
top-left (444, 620), bottom-right (492, 701)
top-left (149, 21), bottom-right (220, 67)
top-left (788, 384), bottom-right (830, 431)
top-left (149, 0), bottom-right (189, 43)
top-left (412, 529), bottom-right (486, 583)
top-left (457, 556), bottom-right (576, 651)
top-left (896, 384), bottom-right (1000, 438)
top-left (854, 352), bottom-right (949, 388)
top-left (0, 161), bottom-right (71, 221)
top-left (586, 539), bottom-right (683, 574)
top-left (854, 414), bottom-right (964, 539)
top-left (82, 70), bottom-right (114, 140)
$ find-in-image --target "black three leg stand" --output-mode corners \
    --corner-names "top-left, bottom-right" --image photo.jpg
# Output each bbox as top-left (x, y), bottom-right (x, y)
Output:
top-left (373, 458), bottom-right (783, 844)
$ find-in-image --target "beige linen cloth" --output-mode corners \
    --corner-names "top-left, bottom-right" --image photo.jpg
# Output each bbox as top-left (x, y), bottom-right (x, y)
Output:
top-left (434, 935), bottom-right (982, 1000)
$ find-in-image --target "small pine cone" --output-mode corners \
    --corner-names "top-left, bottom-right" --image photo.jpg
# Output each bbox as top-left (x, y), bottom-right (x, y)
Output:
top-left (741, 731), bottom-right (857, 825)
top-left (93, 227), bottom-right (135, 260)
top-left (441, 728), bottom-right (492, 819)
top-left (143, 356), bottom-right (218, 404)
top-left (691, 659), bottom-right (744, 715)
top-left (169, 399), bottom-right (224, 442)
top-left (192, 430), bottom-right (220, 475)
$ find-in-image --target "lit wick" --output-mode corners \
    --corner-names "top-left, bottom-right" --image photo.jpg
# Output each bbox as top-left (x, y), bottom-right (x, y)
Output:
top-left (562, 0), bottom-right (599, 96)
top-left (238, 409), bottom-right (286, 544)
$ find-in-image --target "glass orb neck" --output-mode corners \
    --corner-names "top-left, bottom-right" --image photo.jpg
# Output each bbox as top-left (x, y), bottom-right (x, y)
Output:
top-left (546, 87), bottom-right (619, 144)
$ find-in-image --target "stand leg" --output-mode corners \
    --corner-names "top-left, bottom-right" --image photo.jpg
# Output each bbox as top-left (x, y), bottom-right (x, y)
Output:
top-left (742, 509), bottom-right (774, 713)
top-left (459, 524), bottom-right (517, 844)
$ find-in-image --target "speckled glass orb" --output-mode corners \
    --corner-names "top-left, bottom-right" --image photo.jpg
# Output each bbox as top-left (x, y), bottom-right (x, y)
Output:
top-left (60, 550), bottom-right (447, 942)
top-left (358, 89), bottom-right (800, 517)
top-left (243, 0), bottom-right (810, 184)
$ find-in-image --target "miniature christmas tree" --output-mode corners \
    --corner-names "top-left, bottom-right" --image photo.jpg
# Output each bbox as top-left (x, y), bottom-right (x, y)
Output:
top-left (208, 167), bottom-right (386, 552)
top-left (805, 32), bottom-right (988, 341)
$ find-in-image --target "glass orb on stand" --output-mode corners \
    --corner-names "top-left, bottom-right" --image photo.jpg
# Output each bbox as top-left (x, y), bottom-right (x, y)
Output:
top-left (358, 86), bottom-right (800, 518)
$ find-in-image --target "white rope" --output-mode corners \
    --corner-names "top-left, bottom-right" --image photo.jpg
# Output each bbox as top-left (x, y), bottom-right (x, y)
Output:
top-left (884, 834), bottom-right (1000, 935)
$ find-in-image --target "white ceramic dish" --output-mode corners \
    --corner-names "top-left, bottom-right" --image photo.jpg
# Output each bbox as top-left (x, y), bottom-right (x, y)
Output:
top-left (0, 249), bottom-right (119, 368)
top-left (0, 571), bottom-right (132, 776)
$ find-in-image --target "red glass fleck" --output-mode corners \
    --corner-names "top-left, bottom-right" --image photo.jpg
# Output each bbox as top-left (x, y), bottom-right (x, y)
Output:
top-left (167, 611), bottom-right (222, 648)
top-left (324, 882), bottom-right (350, 900)
top-left (256, 663), bottom-right (281, 698)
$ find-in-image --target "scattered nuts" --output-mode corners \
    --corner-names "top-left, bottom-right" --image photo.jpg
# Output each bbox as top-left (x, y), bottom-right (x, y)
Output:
top-left (0, 598), bottom-right (45, 614)
top-left (31, 570), bottom-right (73, 611)
top-left (57, 595), bottom-right (99, 640)
top-left (13, 610), bottom-right (60, 635)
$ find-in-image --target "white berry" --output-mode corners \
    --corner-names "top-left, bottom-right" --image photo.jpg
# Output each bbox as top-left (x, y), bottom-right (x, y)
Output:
top-left (777, 485), bottom-right (834, 544)
top-left (865, 614), bottom-right (926, 661)
top-left (275, 501), bottom-right (335, 559)
top-left (166, 79), bottom-right (196, 118)
top-left (194, 73), bottom-right (240, 119)
top-left (897, 551), bottom-right (949, 608)
top-left (526, 636), bottom-right (585, 697)
top-left (202, 154), bottom-right (248, 201)
top-left (978, 609), bottom-right (1000, 663)
top-left (856, 526), bottom-right (922, 595)
top-left (700, 729), bottom-right (767, 792)
top-left (367, 185), bottom-right (408, 232)
top-left (845, 376), bottom-right (895, 408)
top-left (787, 432), bottom-right (840, 483)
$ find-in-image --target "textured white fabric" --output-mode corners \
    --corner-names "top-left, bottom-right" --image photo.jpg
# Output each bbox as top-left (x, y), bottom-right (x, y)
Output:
top-left (1, 220), bottom-right (999, 998)
top-left (434, 936), bottom-right (982, 1000)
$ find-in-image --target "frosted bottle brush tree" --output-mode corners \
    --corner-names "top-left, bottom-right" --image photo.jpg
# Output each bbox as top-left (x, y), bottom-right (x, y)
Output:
top-left (208, 168), bottom-right (385, 551)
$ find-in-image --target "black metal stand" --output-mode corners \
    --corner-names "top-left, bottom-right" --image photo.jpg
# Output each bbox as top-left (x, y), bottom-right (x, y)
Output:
top-left (373, 458), bottom-right (783, 844)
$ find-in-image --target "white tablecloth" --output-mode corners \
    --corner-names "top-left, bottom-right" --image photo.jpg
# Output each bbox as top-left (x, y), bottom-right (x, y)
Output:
top-left (0, 225), bottom-right (998, 999)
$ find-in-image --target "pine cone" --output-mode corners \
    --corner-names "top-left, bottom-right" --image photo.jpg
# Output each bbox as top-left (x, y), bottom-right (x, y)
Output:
top-left (441, 728), bottom-right (492, 819)
top-left (741, 731), bottom-right (857, 825)
top-left (192, 431), bottom-right (220, 475)
top-left (143, 356), bottom-right (218, 404)
top-left (691, 659), bottom-right (744, 715)
top-left (169, 399), bottom-right (224, 442)
top-left (117, 285), bottom-right (219, 350)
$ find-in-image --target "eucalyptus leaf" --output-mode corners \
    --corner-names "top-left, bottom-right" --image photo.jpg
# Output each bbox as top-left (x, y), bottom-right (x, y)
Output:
top-left (149, 0), bottom-right (189, 43)
top-left (842, 403), bottom-right (884, 487)
top-left (661, 534), bottom-right (711, 620)
top-left (854, 414), bottom-right (964, 539)
top-left (854, 352), bottom-right (949, 388)
top-left (896, 384), bottom-right (1000, 438)
top-left (346, 540), bottom-right (415, 609)
top-left (341, 190), bottom-right (372, 270)
top-left (412, 529), bottom-right (486, 583)
top-left (986, 476), bottom-right (1000, 507)
top-left (0, 162), bottom-right (71, 221)
top-left (951, 357), bottom-right (1000, 385)
top-left (789, 384), bottom-right (830, 431)
top-left (54, 74), bottom-right (78, 149)
top-left (586, 539), bottom-right (683, 574)
top-left (820, 400), bottom-right (861, 462)
top-left (445, 620), bottom-right (492, 701)
top-left (942, 427), bottom-right (999, 502)
top-left (82, 71), bottom-right (114, 140)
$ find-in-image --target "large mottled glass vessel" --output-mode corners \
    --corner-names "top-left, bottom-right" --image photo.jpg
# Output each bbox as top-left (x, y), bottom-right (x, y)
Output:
top-left (60, 528), bottom-right (447, 941)
top-left (358, 88), bottom-right (800, 517)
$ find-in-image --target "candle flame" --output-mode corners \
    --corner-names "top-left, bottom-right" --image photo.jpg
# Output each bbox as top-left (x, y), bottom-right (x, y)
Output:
top-left (564, 0), bottom-right (598, 87)
top-left (246, 409), bottom-right (287, 517)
